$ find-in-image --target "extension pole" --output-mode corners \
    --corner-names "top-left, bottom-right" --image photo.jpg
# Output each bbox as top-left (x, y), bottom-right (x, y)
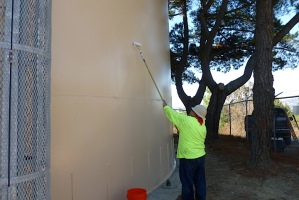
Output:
top-left (133, 42), bottom-right (164, 100)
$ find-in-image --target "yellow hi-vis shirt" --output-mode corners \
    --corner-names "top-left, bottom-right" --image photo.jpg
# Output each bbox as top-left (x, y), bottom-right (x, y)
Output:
top-left (163, 106), bottom-right (206, 159)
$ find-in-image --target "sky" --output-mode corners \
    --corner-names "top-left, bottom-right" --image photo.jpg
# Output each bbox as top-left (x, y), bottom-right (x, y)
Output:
top-left (171, 66), bottom-right (299, 109)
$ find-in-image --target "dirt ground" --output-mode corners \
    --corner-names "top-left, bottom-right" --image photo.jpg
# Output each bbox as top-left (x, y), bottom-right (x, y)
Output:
top-left (201, 135), bottom-right (299, 200)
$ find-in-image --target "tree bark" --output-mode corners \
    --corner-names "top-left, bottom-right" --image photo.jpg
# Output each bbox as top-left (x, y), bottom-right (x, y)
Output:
top-left (206, 85), bottom-right (227, 141)
top-left (248, 0), bottom-right (274, 168)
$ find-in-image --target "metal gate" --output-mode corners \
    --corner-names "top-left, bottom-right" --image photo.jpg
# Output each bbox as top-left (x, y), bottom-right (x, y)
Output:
top-left (0, 0), bottom-right (51, 199)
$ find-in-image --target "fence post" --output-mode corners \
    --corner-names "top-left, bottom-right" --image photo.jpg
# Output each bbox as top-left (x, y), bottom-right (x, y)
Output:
top-left (229, 100), bottom-right (234, 136)
top-left (245, 95), bottom-right (252, 141)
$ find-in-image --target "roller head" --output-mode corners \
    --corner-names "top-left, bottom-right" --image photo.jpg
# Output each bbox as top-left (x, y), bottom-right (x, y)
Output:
top-left (133, 42), bottom-right (142, 47)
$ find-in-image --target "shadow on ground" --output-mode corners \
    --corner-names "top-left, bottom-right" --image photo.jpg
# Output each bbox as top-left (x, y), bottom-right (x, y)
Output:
top-left (148, 134), bottom-right (299, 200)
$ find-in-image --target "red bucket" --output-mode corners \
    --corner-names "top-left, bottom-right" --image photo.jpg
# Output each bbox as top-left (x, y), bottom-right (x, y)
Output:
top-left (127, 188), bottom-right (147, 200)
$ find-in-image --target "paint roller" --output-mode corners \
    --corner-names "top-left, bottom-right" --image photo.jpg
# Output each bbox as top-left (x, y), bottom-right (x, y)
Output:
top-left (133, 42), bottom-right (164, 100)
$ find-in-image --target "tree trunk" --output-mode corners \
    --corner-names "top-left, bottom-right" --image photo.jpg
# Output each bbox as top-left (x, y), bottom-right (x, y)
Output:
top-left (206, 86), bottom-right (227, 141)
top-left (248, 0), bottom-right (274, 168)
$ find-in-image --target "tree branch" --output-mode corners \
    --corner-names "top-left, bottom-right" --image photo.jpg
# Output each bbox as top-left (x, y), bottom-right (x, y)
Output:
top-left (207, 0), bottom-right (229, 47)
top-left (175, 0), bottom-right (190, 104)
top-left (169, 12), bottom-right (183, 17)
top-left (273, 12), bottom-right (299, 46)
top-left (198, 0), bottom-right (214, 39)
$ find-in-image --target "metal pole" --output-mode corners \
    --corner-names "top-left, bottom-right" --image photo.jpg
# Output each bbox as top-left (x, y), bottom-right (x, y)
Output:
top-left (8, 0), bottom-right (15, 188)
top-left (272, 92), bottom-right (282, 152)
top-left (229, 103), bottom-right (232, 136)
top-left (229, 99), bottom-right (234, 136)
top-left (245, 99), bottom-right (248, 141)
top-left (245, 95), bottom-right (252, 141)
top-left (273, 113), bottom-right (277, 152)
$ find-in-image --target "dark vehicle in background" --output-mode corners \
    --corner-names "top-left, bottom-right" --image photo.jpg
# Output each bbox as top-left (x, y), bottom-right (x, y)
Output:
top-left (245, 107), bottom-right (292, 146)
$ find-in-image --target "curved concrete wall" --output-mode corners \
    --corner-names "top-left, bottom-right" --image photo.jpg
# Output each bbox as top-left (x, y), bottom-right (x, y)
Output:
top-left (51, 0), bottom-right (173, 199)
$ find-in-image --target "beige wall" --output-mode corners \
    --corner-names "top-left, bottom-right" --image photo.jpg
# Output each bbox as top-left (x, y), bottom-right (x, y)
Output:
top-left (51, 0), bottom-right (173, 199)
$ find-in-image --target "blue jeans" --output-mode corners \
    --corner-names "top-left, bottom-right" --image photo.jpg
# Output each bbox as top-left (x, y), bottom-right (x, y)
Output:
top-left (179, 156), bottom-right (206, 200)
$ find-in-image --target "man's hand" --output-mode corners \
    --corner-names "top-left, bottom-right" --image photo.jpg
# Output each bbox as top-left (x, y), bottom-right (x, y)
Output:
top-left (162, 100), bottom-right (167, 107)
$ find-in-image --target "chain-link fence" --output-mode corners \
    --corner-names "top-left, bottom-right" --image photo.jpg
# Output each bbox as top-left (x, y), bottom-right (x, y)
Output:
top-left (220, 96), bottom-right (299, 139)
top-left (0, 1), bottom-right (51, 199)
